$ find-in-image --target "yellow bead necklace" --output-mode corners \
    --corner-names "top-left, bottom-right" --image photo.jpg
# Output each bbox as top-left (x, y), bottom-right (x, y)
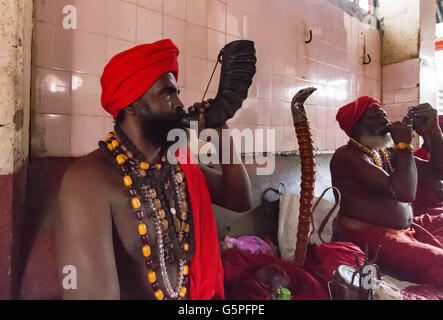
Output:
top-left (349, 138), bottom-right (394, 174)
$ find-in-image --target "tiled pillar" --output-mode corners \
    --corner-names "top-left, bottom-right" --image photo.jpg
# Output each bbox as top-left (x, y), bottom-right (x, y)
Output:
top-left (378, 0), bottom-right (437, 137)
top-left (0, 0), bottom-right (33, 299)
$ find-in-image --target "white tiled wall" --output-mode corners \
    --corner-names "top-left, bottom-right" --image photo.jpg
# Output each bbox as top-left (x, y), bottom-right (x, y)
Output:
top-left (31, 0), bottom-right (382, 157)
top-left (381, 58), bottom-right (420, 122)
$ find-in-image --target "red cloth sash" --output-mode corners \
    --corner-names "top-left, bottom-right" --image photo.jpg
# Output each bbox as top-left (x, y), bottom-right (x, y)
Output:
top-left (177, 147), bottom-right (225, 300)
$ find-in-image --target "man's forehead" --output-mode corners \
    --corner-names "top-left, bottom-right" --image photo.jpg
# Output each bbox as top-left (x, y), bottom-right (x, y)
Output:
top-left (364, 104), bottom-right (384, 114)
top-left (152, 72), bottom-right (178, 88)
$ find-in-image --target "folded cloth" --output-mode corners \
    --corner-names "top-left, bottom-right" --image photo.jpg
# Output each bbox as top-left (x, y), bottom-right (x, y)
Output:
top-left (337, 214), bottom-right (443, 287)
top-left (315, 242), bottom-right (365, 280)
top-left (222, 248), bottom-right (329, 300)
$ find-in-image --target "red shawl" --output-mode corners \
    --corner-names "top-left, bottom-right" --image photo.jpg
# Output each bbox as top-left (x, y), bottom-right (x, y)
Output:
top-left (177, 147), bottom-right (225, 300)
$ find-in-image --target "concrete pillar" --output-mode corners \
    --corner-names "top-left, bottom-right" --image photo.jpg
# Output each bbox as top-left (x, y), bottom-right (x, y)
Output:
top-left (0, 0), bottom-right (33, 299)
top-left (377, 0), bottom-right (436, 147)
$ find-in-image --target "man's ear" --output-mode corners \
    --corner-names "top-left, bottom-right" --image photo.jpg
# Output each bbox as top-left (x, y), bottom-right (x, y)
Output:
top-left (125, 102), bottom-right (137, 116)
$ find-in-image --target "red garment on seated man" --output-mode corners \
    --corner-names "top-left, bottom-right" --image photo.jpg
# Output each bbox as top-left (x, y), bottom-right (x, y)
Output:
top-left (338, 214), bottom-right (443, 286)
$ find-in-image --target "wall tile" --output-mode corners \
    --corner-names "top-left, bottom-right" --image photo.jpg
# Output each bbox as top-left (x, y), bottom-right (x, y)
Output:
top-left (316, 106), bottom-right (327, 129)
top-left (70, 116), bottom-right (105, 156)
top-left (284, 76), bottom-right (297, 103)
top-left (107, 0), bottom-right (137, 42)
top-left (226, 5), bottom-right (243, 37)
top-left (106, 37), bottom-right (136, 63)
top-left (256, 98), bottom-right (271, 126)
top-left (36, 0), bottom-right (73, 25)
top-left (187, 0), bottom-right (208, 26)
top-left (74, 0), bottom-right (107, 35)
top-left (208, 29), bottom-right (226, 60)
top-left (34, 22), bottom-right (72, 71)
top-left (136, 7), bottom-right (163, 44)
top-left (326, 128), bottom-right (336, 149)
top-left (208, 0), bottom-right (226, 32)
top-left (185, 56), bottom-right (207, 90)
top-left (33, 68), bottom-right (71, 115)
top-left (177, 54), bottom-right (187, 87)
top-left (284, 127), bottom-right (297, 151)
top-left (31, 114), bottom-right (71, 157)
top-left (271, 75), bottom-right (285, 102)
top-left (71, 73), bottom-right (103, 116)
top-left (256, 73), bottom-right (272, 100)
top-left (137, 0), bottom-right (163, 12)
top-left (71, 30), bottom-right (106, 75)
top-left (187, 23), bottom-right (208, 58)
top-left (31, 0), bottom-right (384, 155)
top-left (164, 0), bottom-right (187, 20)
top-left (163, 15), bottom-right (187, 53)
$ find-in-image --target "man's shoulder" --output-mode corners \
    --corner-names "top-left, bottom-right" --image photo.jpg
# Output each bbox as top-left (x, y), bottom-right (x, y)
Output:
top-left (332, 144), bottom-right (356, 161)
top-left (61, 148), bottom-right (117, 193)
top-left (331, 144), bottom-right (370, 170)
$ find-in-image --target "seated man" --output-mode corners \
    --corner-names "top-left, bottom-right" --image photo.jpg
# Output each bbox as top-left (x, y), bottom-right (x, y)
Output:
top-left (412, 115), bottom-right (443, 216)
top-left (331, 96), bottom-right (443, 286)
top-left (56, 39), bottom-right (253, 299)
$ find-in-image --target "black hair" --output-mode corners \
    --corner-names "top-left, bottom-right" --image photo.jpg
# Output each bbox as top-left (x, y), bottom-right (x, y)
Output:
top-left (115, 109), bottom-right (125, 125)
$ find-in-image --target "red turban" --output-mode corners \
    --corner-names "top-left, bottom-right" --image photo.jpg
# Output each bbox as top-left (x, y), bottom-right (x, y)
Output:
top-left (336, 96), bottom-right (381, 136)
top-left (100, 39), bottom-right (179, 119)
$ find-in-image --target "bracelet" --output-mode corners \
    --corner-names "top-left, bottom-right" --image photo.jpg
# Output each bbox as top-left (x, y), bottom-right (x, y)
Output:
top-left (394, 142), bottom-right (413, 151)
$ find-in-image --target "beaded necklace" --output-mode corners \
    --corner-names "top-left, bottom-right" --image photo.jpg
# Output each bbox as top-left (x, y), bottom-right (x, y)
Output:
top-left (98, 126), bottom-right (195, 300)
top-left (349, 138), bottom-right (394, 174)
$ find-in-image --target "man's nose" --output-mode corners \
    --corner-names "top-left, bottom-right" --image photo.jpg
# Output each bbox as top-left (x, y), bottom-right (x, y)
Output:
top-left (173, 94), bottom-right (184, 110)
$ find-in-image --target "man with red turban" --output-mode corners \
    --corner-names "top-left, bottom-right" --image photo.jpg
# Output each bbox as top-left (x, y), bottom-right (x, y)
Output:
top-left (56, 39), bottom-right (253, 300)
top-left (331, 96), bottom-right (443, 287)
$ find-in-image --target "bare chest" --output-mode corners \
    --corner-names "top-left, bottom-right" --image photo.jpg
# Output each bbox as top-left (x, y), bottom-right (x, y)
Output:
top-left (107, 165), bottom-right (193, 299)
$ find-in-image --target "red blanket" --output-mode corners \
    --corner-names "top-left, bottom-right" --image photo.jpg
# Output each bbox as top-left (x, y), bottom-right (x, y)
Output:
top-left (178, 148), bottom-right (225, 300)
top-left (338, 214), bottom-right (443, 287)
top-left (222, 248), bottom-right (330, 300)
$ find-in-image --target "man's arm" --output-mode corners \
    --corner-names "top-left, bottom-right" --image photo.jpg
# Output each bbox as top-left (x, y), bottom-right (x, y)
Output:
top-left (189, 101), bottom-right (253, 212)
top-left (56, 161), bottom-right (120, 299)
top-left (412, 104), bottom-right (443, 179)
top-left (199, 123), bottom-right (253, 212)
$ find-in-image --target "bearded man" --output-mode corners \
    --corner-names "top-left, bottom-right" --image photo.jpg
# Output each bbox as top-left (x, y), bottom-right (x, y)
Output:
top-left (55, 39), bottom-right (253, 300)
top-left (331, 96), bottom-right (443, 286)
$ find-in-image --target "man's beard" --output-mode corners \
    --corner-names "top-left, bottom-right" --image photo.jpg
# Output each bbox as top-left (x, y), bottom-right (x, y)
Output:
top-left (359, 129), bottom-right (394, 149)
top-left (140, 108), bottom-right (187, 148)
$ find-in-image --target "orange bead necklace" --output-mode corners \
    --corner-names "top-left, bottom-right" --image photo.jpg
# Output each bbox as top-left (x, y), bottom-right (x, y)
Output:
top-left (99, 128), bottom-right (193, 300)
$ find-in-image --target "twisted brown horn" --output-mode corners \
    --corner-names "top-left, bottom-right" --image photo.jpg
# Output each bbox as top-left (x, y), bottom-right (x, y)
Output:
top-left (291, 87), bottom-right (317, 266)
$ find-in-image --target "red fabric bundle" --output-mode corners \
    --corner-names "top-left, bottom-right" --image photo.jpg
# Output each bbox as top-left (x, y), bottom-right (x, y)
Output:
top-left (338, 215), bottom-right (443, 286)
top-left (100, 39), bottom-right (179, 119)
top-left (315, 242), bottom-right (365, 280)
top-left (222, 248), bottom-right (330, 300)
top-left (177, 147), bottom-right (225, 300)
top-left (336, 96), bottom-right (381, 136)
